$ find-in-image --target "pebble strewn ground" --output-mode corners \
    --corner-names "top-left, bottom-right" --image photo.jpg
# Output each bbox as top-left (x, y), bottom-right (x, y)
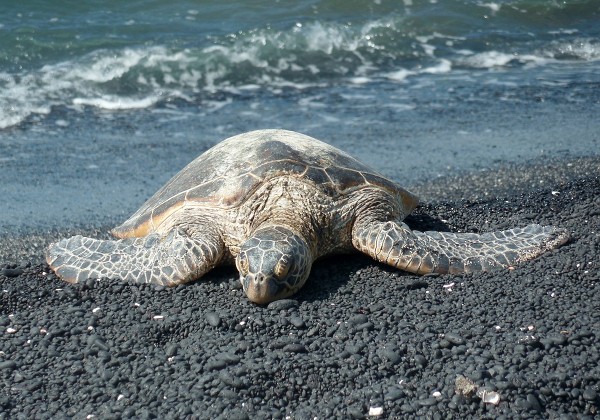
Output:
top-left (1, 165), bottom-right (599, 419)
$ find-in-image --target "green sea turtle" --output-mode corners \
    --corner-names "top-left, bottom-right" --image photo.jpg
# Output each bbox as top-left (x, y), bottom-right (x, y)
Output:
top-left (47, 129), bottom-right (569, 304)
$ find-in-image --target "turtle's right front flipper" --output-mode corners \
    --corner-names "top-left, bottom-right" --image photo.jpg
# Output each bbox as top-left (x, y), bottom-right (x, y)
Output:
top-left (46, 229), bottom-right (223, 286)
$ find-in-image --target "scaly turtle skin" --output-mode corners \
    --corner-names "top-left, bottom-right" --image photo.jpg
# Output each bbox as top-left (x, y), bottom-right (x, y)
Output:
top-left (47, 129), bottom-right (569, 304)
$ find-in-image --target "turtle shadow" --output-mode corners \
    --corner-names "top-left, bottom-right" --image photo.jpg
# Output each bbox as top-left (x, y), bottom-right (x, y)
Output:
top-left (404, 211), bottom-right (452, 232)
top-left (295, 253), bottom-right (374, 303)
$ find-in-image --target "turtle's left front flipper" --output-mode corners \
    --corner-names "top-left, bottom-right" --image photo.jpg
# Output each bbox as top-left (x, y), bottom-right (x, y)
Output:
top-left (46, 229), bottom-right (223, 286)
top-left (352, 220), bottom-right (570, 275)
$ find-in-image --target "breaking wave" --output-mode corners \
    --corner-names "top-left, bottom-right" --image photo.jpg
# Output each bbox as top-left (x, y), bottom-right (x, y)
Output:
top-left (1, 3), bottom-right (599, 129)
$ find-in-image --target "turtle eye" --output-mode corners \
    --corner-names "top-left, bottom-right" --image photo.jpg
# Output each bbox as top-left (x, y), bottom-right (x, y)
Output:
top-left (274, 255), bottom-right (291, 279)
top-left (237, 253), bottom-right (249, 276)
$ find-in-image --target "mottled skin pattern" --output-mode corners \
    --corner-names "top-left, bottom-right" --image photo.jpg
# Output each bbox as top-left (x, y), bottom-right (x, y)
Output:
top-left (47, 130), bottom-right (570, 304)
top-left (236, 226), bottom-right (311, 304)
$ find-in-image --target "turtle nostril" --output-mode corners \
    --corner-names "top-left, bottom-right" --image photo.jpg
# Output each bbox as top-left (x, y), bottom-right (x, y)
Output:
top-left (254, 273), bottom-right (265, 283)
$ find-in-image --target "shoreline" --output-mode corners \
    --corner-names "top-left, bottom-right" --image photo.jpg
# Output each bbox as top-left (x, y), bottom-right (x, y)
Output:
top-left (1, 155), bottom-right (599, 418)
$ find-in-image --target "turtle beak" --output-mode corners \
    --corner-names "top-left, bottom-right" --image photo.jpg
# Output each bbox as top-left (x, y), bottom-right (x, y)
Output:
top-left (242, 273), bottom-right (284, 304)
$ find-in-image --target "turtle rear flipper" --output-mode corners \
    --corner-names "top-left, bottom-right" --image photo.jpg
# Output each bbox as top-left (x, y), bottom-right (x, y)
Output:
top-left (352, 221), bottom-right (570, 275)
top-left (46, 229), bottom-right (223, 286)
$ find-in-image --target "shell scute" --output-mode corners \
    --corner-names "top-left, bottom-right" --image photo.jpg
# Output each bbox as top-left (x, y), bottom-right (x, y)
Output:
top-left (186, 177), bottom-right (228, 205)
top-left (219, 173), bottom-right (257, 207)
top-left (251, 159), bottom-right (308, 181)
top-left (302, 166), bottom-right (335, 193)
top-left (323, 166), bottom-right (368, 193)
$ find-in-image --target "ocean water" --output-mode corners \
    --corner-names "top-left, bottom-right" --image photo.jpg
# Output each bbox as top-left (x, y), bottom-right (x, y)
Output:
top-left (1, 0), bottom-right (599, 129)
top-left (1, 0), bottom-right (599, 232)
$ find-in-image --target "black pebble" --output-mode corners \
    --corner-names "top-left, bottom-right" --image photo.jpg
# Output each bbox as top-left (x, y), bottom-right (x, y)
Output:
top-left (205, 311), bottom-right (221, 327)
top-left (444, 332), bottom-right (465, 345)
top-left (348, 314), bottom-right (368, 325)
top-left (405, 278), bottom-right (428, 289)
top-left (87, 334), bottom-right (109, 351)
top-left (526, 393), bottom-right (543, 411)
top-left (0, 360), bottom-right (17, 370)
top-left (414, 354), bottom-right (428, 368)
top-left (385, 386), bottom-right (404, 401)
top-left (289, 315), bottom-right (305, 328)
top-left (1, 268), bottom-right (24, 278)
top-left (283, 343), bottom-right (307, 353)
top-left (347, 405), bottom-right (364, 418)
top-left (166, 344), bottom-right (178, 357)
top-left (379, 347), bottom-right (402, 365)
top-left (583, 388), bottom-right (597, 401)
top-left (417, 398), bottom-right (438, 406)
top-left (267, 299), bottom-right (299, 310)
top-left (439, 339), bottom-right (451, 348)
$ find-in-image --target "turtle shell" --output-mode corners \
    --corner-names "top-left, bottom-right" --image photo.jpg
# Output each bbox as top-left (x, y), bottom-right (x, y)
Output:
top-left (112, 129), bottom-right (418, 238)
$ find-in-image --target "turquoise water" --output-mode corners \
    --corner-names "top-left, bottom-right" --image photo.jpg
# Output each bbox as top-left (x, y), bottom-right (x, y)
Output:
top-left (1, 0), bottom-right (599, 129)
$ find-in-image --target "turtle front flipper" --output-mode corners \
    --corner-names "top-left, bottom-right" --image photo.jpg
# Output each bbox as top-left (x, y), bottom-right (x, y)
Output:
top-left (46, 229), bottom-right (223, 286)
top-left (352, 220), bottom-right (569, 275)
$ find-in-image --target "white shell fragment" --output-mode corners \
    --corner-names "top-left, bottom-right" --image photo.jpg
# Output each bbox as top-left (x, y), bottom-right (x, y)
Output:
top-left (443, 282), bottom-right (455, 292)
top-left (477, 389), bottom-right (501, 405)
top-left (368, 406), bottom-right (384, 416)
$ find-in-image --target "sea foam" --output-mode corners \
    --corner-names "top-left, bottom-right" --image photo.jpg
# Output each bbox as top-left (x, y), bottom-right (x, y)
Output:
top-left (1, 12), bottom-right (597, 130)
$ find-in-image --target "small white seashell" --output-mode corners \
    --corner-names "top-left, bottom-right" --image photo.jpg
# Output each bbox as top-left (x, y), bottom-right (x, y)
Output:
top-left (153, 315), bottom-right (164, 320)
top-left (368, 406), bottom-right (384, 416)
top-left (478, 389), bottom-right (501, 405)
top-left (6, 328), bottom-right (17, 334)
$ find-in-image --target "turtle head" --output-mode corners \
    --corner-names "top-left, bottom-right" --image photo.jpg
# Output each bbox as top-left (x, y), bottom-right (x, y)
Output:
top-left (236, 226), bottom-right (312, 304)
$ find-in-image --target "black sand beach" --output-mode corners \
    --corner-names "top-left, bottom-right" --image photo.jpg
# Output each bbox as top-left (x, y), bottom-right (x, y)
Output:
top-left (1, 152), bottom-right (599, 418)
